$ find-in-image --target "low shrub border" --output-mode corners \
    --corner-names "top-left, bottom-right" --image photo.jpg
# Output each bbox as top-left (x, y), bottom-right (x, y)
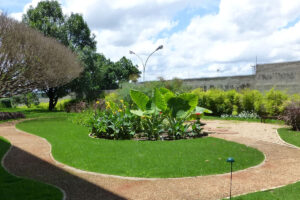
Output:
top-left (0, 112), bottom-right (25, 121)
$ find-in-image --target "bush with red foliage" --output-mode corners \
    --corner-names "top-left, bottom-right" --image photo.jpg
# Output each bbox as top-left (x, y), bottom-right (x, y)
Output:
top-left (280, 101), bottom-right (300, 131)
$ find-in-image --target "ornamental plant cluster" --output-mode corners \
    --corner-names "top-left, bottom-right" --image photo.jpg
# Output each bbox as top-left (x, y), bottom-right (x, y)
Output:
top-left (86, 87), bottom-right (211, 140)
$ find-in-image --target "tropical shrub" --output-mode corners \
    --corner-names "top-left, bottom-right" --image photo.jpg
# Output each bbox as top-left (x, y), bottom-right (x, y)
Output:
top-left (280, 100), bottom-right (300, 131)
top-left (129, 88), bottom-right (167, 139)
top-left (130, 88), bottom-right (211, 139)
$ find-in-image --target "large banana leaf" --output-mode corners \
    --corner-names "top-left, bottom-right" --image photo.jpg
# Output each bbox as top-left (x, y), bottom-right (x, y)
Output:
top-left (130, 90), bottom-right (149, 111)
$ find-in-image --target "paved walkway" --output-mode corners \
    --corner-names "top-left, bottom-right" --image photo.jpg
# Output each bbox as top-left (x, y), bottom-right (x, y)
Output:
top-left (1, 120), bottom-right (300, 200)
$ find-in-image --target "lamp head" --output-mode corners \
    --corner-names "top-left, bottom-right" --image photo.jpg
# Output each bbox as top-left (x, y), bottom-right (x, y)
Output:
top-left (156, 45), bottom-right (163, 51)
top-left (227, 157), bottom-right (235, 163)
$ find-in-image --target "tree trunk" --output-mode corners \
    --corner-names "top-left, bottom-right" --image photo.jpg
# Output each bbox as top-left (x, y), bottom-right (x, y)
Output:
top-left (47, 88), bottom-right (58, 111)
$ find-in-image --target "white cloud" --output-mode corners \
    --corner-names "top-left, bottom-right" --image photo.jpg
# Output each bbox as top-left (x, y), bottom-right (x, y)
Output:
top-left (8, 0), bottom-right (300, 81)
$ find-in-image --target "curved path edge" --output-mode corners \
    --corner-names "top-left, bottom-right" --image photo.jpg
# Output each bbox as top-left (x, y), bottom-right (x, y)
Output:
top-left (1, 120), bottom-right (300, 199)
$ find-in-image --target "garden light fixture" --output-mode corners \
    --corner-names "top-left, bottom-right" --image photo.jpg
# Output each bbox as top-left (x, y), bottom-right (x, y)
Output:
top-left (129, 45), bottom-right (163, 82)
top-left (227, 157), bottom-right (235, 199)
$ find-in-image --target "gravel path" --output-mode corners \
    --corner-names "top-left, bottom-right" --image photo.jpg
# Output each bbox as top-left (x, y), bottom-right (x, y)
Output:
top-left (1, 120), bottom-right (300, 200)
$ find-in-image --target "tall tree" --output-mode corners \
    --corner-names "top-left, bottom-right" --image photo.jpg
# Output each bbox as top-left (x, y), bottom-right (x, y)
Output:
top-left (23, 0), bottom-right (140, 106)
top-left (23, 0), bottom-right (95, 110)
top-left (71, 47), bottom-right (106, 101)
top-left (71, 50), bottom-right (140, 101)
top-left (0, 14), bottom-right (82, 98)
top-left (65, 13), bottom-right (96, 51)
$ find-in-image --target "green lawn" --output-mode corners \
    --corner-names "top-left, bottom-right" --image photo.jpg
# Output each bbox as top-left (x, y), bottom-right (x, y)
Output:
top-left (278, 128), bottom-right (300, 147)
top-left (0, 137), bottom-right (63, 200)
top-left (17, 117), bottom-right (264, 178)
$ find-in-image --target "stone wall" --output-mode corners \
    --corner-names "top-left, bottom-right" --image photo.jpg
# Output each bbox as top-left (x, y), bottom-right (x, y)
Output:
top-left (183, 75), bottom-right (255, 91)
top-left (182, 61), bottom-right (300, 94)
top-left (254, 61), bottom-right (300, 94)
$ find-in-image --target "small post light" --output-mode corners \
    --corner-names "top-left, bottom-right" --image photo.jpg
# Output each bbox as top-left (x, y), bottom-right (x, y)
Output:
top-left (227, 157), bottom-right (235, 199)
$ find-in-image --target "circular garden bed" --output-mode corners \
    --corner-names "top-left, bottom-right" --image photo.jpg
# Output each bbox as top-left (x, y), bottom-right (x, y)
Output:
top-left (17, 118), bottom-right (264, 178)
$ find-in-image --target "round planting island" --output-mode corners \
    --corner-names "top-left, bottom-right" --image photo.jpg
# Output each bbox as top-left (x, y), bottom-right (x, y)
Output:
top-left (16, 118), bottom-right (264, 178)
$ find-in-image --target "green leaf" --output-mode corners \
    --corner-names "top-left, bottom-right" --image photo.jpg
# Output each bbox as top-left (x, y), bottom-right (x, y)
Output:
top-left (130, 110), bottom-right (144, 117)
top-left (159, 87), bottom-right (173, 95)
top-left (178, 93), bottom-right (198, 112)
top-left (154, 88), bottom-right (167, 111)
top-left (130, 90), bottom-right (149, 111)
top-left (194, 106), bottom-right (213, 114)
top-left (167, 97), bottom-right (191, 118)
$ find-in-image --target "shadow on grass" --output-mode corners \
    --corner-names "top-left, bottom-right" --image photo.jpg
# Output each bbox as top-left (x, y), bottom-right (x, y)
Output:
top-left (1, 139), bottom-right (126, 200)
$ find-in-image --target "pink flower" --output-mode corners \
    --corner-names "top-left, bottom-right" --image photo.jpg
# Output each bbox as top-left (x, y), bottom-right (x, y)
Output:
top-left (195, 113), bottom-right (201, 116)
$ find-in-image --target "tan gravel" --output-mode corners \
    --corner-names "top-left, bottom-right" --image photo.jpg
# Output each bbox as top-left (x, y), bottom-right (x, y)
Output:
top-left (1, 120), bottom-right (300, 200)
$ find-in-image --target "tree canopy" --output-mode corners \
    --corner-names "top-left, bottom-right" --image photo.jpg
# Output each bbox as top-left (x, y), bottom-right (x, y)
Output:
top-left (0, 14), bottom-right (82, 98)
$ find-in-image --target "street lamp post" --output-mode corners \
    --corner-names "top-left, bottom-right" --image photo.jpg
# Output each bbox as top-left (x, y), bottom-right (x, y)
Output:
top-left (129, 45), bottom-right (163, 82)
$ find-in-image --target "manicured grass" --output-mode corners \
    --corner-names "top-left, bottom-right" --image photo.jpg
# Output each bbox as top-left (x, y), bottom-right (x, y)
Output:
top-left (203, 115), bottom-right (284, 125)
top-left (230, 181), bottom-right (300, 199)
top-left (0, 137), bottom-right (63, 200)
top-left (278, 128), bottom-right (300, 147)
top-left (17, 118), bottom-right (264, 178)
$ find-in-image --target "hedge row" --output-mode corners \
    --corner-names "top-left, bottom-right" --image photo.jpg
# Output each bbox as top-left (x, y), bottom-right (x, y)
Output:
top-left (192, 88), bottom-right (298, 116)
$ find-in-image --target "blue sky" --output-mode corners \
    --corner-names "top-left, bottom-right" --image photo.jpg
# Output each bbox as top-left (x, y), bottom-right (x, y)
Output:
top-left (0, 0), bottom-right (31, 13)
top-left (2, 0), bottom-right (300, 81)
